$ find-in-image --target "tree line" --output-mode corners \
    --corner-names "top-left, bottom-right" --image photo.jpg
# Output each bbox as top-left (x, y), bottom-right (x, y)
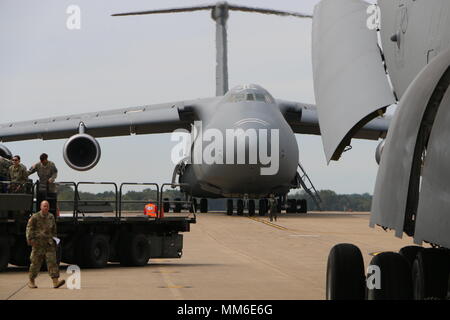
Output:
top-left (57, 185), bottom-right (373, 212)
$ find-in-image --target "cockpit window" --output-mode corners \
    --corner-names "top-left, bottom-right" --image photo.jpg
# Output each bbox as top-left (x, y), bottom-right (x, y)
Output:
top-left (223, 84), bottom-right (275, 104)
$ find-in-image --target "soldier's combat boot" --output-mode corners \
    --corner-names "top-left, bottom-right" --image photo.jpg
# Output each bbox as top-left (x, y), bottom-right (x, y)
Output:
top-left (28, 279), bottom-right (38, 289)
top-left (52, 278), bottom-right (65, 289)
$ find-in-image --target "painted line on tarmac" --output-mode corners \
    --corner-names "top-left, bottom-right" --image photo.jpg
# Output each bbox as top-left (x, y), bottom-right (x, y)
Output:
top-left (6, 282), bottom-right (29, 300)
top-left (248, 217), bottom-right (289, 231)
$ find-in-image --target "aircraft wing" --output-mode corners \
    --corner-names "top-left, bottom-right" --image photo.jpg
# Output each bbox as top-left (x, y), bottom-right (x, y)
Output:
top-left (278, 100), bottom-right (390, 142)
top-left (0, 98), bottom-right (218, 142)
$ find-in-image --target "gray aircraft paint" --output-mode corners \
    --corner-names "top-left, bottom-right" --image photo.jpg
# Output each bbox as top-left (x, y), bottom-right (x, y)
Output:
top-left (312, 0), bottom-right (395, 163)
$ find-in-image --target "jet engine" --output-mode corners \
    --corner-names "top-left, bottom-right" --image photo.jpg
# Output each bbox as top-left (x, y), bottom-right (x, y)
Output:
top-left (0, 144), bottom-right (12, 159)
top-left (63, 133), bottom-right (101, 171)
top-left (375, 139), bottom-right (385, 165)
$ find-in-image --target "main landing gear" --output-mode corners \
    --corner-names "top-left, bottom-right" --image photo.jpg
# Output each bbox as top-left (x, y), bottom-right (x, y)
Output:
top-left (326, 243), bottom-right (450, 300)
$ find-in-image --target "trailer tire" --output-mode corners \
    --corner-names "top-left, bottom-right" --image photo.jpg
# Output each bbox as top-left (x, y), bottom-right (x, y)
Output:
top-left (9, 238), bottom-right (30, 267)
top-left (79, 234), bottom-right (110, 268)
top-left (0, 236), bottom-right (10, 272)
top-left (119, 233), bottom-right (150, 266)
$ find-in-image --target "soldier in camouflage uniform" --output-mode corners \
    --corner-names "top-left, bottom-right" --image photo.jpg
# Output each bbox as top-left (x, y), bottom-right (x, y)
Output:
top-left (28, 153), bottom-right (58, 215)
top-left (0, 155), bottom-right (12, 193)
top-left (268, 195), bottom-right (278, 222)
top-left (26, 200), bottom-right (65, 289)
top-left (8, 155), bottom-right (28, 193)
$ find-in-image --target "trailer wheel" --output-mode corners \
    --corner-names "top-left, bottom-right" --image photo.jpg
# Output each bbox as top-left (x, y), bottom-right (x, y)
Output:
top-left (119, 233), bottom-right (150, 266)
top-left (412, 248), bottom-right (450, 300)
top-left (326, 243), bottom-right (365, 300)
top-left (0, 236), bottom-right (10, 272)
top-left (367, 252), bottom-right (412, 300)
top-left (79, 234), bottom-right (110, 268)
top-left (9, 238), bottom-right (31, 267)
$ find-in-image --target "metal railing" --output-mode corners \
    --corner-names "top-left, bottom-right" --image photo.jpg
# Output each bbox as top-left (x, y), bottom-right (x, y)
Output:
top-left (118, 182), bottom-right (159, 219)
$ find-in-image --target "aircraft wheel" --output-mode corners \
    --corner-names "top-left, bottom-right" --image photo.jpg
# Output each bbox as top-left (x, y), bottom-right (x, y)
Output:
top-left (399, 245), bottom-right (423, 268)
top-left (226, 199), bottom-right (233, 216)
top-left (367, 252), bottom-right (412, 300)
top-left (163, 198), bottom-right (170, 213)
top-left (237, 199), bottom-right (244, 216)
top-left (258, 199), bottom-right (267, 216)
top-left (326, 243), bottom-right (365, 300)
top-left (412, 248), bottom-right (450, 300)
top-left (190, 198), bottom-right (197, 213)
top-left (287, 199), bottom-right (296, 213)
top-left (0, 236), bottom-right (10, 272)
top-left (200, 198), bottom-right (208, 213)
top-left (174, 198), bottom-right (182, 213)
top-left (248, 200), bottom-right (255, 216)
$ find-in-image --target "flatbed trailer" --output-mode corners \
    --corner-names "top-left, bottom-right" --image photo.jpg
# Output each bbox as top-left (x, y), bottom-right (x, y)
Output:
top-left (0, 181), bottom-right (196, 271)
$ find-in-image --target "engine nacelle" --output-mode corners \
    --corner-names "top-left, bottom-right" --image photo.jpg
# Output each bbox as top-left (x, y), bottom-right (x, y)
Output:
top-left (0, 144), bottom-right (12, 159)
top-left (63, 133), bottom-right (101, 171)
top-left (375, 139), bottom-right (385, 165)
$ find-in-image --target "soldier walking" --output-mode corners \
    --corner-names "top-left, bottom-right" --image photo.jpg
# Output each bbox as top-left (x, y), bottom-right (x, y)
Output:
top-left (26, 200), bottom-right (65, 289)
top-left (28, 153), bottom-right (58, 215)
top-left (268, 195), bottom-right (278, 222)
top-left (8, 155), bottom-right (28, 193)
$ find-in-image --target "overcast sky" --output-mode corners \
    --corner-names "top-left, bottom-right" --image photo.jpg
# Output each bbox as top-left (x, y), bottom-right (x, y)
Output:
top-left (0, 0), bottom-right (382, 195)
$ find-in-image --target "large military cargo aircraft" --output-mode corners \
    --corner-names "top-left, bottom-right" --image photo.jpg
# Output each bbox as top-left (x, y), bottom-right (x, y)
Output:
top-left (0, 2), bottom-right (389, 216)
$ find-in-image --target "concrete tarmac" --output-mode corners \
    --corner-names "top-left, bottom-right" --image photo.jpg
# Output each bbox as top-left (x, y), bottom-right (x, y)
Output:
top-left (0, 211), bottom-right (418, 300)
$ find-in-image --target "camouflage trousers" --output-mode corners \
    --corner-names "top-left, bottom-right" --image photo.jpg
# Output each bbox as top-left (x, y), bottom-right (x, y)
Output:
top-left (29, 243), bottom-right (59, 280)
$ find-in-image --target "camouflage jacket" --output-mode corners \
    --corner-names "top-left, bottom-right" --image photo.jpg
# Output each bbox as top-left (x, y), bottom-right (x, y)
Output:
top-left (28, 161), bottom-right (58, 193)
top-left (9, 164), bottom-right (28, 184)
top-left (26, 211), bottom-right (57, 246)
top-left (0, 157), bottom-right (12, 178)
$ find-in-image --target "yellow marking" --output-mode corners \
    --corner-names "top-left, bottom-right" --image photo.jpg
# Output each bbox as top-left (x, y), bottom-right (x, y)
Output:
top-left (369, 251), bottom-right (384, 256)
top-left (248, 217), bottom-right (289, 231)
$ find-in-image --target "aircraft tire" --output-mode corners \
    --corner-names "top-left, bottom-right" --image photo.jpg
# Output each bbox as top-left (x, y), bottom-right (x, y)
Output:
top-left (0, 236), bottom-right (10, 272)
top-left (287, 199), bottom-right (296, 213)
top-left (226, 199), bottom-right (233, 216)
top-left (326, 243), bottom-right (365, 300)
top-left (248, 200), bottom-right (255, 216)
top-left (163, 198), bottom-right (170, 213)
top-left (237, 199), bottom-right (244, 216)
top-left (174, 198), bottom-right (182, 213)
top-left (200, 198), bottom-right (208, 213)
top-left (119, 233), bottom-right (150, 267)
top-left (412, 248), bottom-right (450, 300)
top-left (399, 245), bottom-right (423, 268)
top-left (367, 252), bottom-right (412, 300)
top-left (259, 199), bottom-right (267, 216)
